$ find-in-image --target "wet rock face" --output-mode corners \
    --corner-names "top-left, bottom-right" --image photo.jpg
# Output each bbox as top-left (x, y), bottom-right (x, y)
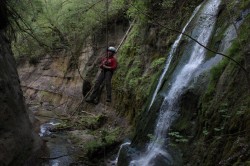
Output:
top-left (0, 33), bottom-right (34, 165)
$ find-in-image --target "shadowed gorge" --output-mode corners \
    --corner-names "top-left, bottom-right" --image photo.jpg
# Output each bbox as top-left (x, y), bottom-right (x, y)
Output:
top-left (1, 0), bottom-right (250, 165)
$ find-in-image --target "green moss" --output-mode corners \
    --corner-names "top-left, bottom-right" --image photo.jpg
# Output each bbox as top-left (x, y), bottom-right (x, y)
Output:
top-left (245, 161), bottom-right (250, 165)
top-left (73, 114), bottom-right (107, 130)
top-left (150, 57), bottom-right (166, 69)
top-left (202, 59), bottom-right (229, 104)
top-left (126, 1), bottom-right (147, 24)
top-left (83, 127), bottom-right (121, 157)
top-left (113, 19), bottom-right (166, 122)
top-left (103, 127), bottom-right (121, 144)
top-left (239, 0), bottom-right (250, 9)
top-left (168, 131), bottom-right (188, 144)
top-left (84, 139), bottom-right (103, 155)
top-left (175, 2), bottom-right (250, 164)
top-left (40, 91), bottom-right (51, 98)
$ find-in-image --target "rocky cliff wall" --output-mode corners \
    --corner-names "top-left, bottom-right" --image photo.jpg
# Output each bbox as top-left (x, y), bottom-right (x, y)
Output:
top-left (17, 17), bottom-right (129, 116)
top-left (0, 31), bottom-right (40, 165)
top-left (169, 1), bottom-right (250, 165)
top-left (116, 0), bottom-right (250, 165)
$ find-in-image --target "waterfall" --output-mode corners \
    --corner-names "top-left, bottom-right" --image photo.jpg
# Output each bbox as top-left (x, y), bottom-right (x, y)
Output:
top-left (130, 0), bottom-right (221, 165)
top-left (113, 142), bottom-right (131, 165)
top-left (148, 3), bottom-right (202, 110)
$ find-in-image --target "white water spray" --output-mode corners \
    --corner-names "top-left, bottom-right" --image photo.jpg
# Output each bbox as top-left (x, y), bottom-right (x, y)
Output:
top-left (148, 4), bottom-right (202, 110)
top-left (113, 142), bottom-right (131, 165)
top-left (130, 0), bottom-right (221, 165)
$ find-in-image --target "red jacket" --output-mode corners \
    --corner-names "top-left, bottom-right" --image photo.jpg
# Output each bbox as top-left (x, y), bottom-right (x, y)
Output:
top-left (100, 56), bottom-right (117, 71)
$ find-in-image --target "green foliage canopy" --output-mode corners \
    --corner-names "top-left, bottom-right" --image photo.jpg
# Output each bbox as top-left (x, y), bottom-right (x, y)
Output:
top-left (9, 0), bottom-right (126, 61)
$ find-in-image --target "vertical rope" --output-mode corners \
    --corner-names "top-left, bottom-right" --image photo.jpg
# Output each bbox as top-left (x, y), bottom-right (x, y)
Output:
top-left (106, 0), bottom-right (109, 54)
top-left (105, 0), bottom-right (108, 105)
top-left (104, 0), bottom-right (109, 160)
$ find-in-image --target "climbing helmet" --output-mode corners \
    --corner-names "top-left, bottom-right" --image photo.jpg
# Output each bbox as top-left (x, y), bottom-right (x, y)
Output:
top-left (107, 46), bottom-right (116, 53)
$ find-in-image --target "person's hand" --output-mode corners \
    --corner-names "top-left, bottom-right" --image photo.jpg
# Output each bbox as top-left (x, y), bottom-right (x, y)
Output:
top-left (104, 61), bottom-right (110, 65)
top-left (103, 64), bottom-right (111, 69)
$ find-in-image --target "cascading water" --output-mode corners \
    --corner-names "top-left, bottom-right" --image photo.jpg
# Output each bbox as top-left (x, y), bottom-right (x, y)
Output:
top-left (130, 0), bottom-right (221, 165)
top-left (112, 142), bottom-right (131, 165)
top-left (148, 3), bottom-right (202, 110)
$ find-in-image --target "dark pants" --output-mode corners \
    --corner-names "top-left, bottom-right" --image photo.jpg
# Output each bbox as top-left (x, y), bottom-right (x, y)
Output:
top-left (89, 70), bottom-right (113, 100)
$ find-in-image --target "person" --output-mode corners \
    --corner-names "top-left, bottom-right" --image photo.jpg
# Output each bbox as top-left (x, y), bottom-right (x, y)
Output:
top-left (85, 46), bottom-right (118, 104)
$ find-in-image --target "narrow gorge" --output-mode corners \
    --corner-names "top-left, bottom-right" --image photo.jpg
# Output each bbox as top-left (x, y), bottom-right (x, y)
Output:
top-left (0, 0), bottom-right (249, 166)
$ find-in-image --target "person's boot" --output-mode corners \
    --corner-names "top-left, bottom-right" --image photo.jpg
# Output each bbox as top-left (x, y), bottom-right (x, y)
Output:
top-left (93, 98), bottom-right (99, 104)
top-left (85, 96), bottom-right (94, 103)
top-left (106, 96), bottom-right (111, 102)
top-left (86, 96), bottom-right (99, 104)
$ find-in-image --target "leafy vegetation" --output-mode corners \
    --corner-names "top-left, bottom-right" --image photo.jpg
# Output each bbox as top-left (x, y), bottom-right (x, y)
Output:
top-left (4, 0), bottom-right (249, 165)
top-left (181, 1), bottom-right (250, 164)
top-left (9, 0), bottom-right (126, 62)
top-left (169, 131), bottom-right (188, 143)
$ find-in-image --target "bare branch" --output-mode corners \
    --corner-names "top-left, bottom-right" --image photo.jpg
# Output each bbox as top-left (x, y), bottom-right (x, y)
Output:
top-left (40, 153), bottom-right (74, 160)
top-left (6, 4), bottom-right (52, 48)
top-left (64, 0), bottom-right (104, 19)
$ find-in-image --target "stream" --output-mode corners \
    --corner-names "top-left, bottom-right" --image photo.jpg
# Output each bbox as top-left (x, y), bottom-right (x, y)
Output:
top-left (27, 1), bottom-right (249, 166)
top-left (38, 118), bottom-right (75, 166)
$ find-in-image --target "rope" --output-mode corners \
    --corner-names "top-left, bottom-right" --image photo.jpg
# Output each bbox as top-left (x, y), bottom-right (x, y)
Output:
top-left (104, 0), bottom-right (109, 159)
top-left (116, 19), bottom-right (135, 52)
top-left (80, 1), bottom-right (134, 104)
top-left (83, 20), bottom-right (134, 101)
top-left (106, 0), bottom-right (109, 55)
